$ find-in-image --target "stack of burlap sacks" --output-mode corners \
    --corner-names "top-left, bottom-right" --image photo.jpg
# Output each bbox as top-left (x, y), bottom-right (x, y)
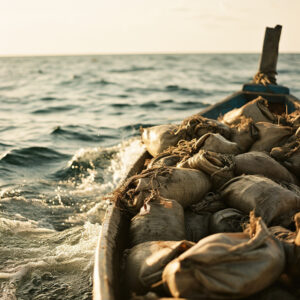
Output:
top-left (114, 96), bottom-right (300, 300)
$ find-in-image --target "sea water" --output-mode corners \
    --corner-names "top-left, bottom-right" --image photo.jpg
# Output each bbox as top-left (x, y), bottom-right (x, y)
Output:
top-left (0, 53), bottom-right (299, 299)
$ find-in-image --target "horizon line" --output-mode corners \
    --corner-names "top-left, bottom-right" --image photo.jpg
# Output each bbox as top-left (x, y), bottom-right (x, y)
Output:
top-left (0, 50), bottom-right (299, 58)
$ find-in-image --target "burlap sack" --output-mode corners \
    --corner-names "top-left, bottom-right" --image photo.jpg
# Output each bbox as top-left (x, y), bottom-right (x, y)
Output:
top-left (193, 133), bottom-right (240, 154)
top-left (141, 114), bottom-right (232, 157)
top-left (220, 175), bottom-right (300, 226)
top-left (162, 215), bottom-right (285, 299)
top-left (229, 117), bottom-right (259, 152)
top-left (221, 96), bottom-right (276, 125)
top-left (271, 138), bottom-right (300, 177)
top-left (247, 285), bottom-right (298, 300)
top-left (284, 212), bottom-right (300, 288)
top-left (133, 167), bottom-right (212, 210)
top-left (285, 150), bottom-right (300, 177)
top-left (269, 226), bottom-right (296, 244)
top-left (192, 192), bottom-right (227, 214)
top-left (125, 240), bottom-right (194, 294)
top-left (234, 151), bottom-right (298, 184)
top-left (286, 109), bottom-right (300, 129)
top-left (130, 197), bottom-right (186, 246)
top-left (184, 210), bottom-right (211, 242)
top-left (209, 208), bottom-right (247, 234)
top-left (148, 154), bottom-right (181, 169)
top-left (179, 150), bottom-right (234, 188)
top-left (114, 167), bottom-right (212, 214)
top-left (149, 139), bottom-right (202, 169)
top-left (178, 113), bottom-right (231, 140)
top-left (250, 122), bottom-right (292, 152)
top-left (141, 124), bottom-right (184, 157)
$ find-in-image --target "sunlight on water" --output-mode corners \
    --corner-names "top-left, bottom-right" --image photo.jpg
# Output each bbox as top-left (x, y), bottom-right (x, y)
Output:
top-left (0, 138), bottom-right (146, 299)
top-left (0, 221), bottom-right (100, 299)
top-left (0, 54), bottom-right (299, 299)
top-left (68, 137), bottom-right (145, 198)
top-left (110, 138), bottom-right (146, 186)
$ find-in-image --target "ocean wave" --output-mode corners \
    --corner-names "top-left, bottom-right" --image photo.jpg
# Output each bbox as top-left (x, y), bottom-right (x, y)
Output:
top-left (163, 55), bottom-right (180, 61)
top-left (0, 147), bottom-right (70, 166)
top-left (124, 85), bottom-right (213, 97)
top-left (51, 125), bottom-right (108, 143)
top-left (278, 68), bottom-right (299, 75)
top-left (89, 79), bottom-right (116, 85)
top-left (110, 66), bottom-right (155, 73)
top-left (165, 84), bottom-right (212, 97)
top-left (132, 99), bottom-right (208, 111)
top-left (54, 138), bottom-right (145, 197)
top-left (96, 92), bottom-right (130, 99)
top-left (0, 125), bottom-right (18, 132)
top-left (40, 96), bottom-right (58, 101)
top-left (60, 80), bottom-right (73, 85)
top-left (118, 94), bottom-right (129, 98)
top-left (125, 87), bottom-right (160, 94)
top-left (139, 101), bottom-right (158, 108)
top-left (119, 123), bottom-right (155, 132)
top-left (0, 85), bottom-right (14, 91)
top-left (171, 100), bottom-right (210, 110)
top-left (110, 103), bottom-right (131, 108)
top-left (32, 105), bottom-right (78, 114)
top-left (53, 146), bottom-right (116, 181)
top-left (0, 141), bottom-right (13, 147)
top-left (160, 99), bottom-right (174, 104)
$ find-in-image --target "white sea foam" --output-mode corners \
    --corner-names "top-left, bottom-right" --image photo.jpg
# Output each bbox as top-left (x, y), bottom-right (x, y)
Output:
top-left (0, 221), bottom-right (101, 298)
top-left (69, 137), bottom-right (145, 198)
top-left (0, 218), bottom-right (54, 234)
top-left (62, 138), bottom-right (145, 226)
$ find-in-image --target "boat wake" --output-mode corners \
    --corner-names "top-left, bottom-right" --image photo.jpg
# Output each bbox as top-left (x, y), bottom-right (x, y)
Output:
top-left (0, 138), bottom-right (145, 299)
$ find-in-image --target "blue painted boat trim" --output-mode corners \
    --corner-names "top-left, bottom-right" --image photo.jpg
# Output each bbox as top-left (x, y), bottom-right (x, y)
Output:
top-left (243, 83), bottom-right (289, 95)
top-left (201, 88), bottom-right (299, 120)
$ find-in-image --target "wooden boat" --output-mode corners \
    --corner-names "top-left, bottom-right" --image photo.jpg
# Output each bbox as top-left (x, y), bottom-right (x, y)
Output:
top-left (93, 26), bottom-right (300, 300)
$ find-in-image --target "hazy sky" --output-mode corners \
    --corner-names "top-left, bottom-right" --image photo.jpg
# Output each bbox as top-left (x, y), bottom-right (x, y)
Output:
top-left (1, 0), bottom-right (299, 55)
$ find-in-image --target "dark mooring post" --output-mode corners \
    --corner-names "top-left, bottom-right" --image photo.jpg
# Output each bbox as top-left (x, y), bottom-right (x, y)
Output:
top-left (254, 25), bottom-right (282, 85)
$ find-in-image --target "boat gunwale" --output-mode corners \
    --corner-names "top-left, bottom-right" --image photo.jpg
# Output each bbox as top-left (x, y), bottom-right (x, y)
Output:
top-left (93, 89), bottom-right (300, 300)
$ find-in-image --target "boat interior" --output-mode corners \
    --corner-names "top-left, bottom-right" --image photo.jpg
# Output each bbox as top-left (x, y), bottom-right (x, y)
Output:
top-left (94, 83), bottom-right (300, 300)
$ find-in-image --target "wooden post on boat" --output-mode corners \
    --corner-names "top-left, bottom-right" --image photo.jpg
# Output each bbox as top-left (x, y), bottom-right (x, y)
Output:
top-left (254, 25), bottom-right (282, 85)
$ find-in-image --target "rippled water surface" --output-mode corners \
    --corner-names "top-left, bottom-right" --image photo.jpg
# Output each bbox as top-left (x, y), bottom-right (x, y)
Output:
top-left (0, 54), bottom-right (299, 299)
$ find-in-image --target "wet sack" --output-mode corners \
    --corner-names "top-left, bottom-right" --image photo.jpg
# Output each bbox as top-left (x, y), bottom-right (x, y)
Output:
top-left (221, 96), bottom-right (276, 125)
top-left (130, 196), bottom-right (186, 246)
top-left (229, 117), bottom-right (259, 152)
top-left (192, 133), bottom-right (240, 154)
top-left (250, 122), bottom-right (292, 152)
top-left (115, 167), bottom-right (212, 214)
top-left (125, 240), bottom-right (194, 294)
top-left (141, 114), bottom-right (231, 157)
top-left (209, 208), bottom-right (247, 234)
top-left (184, 210), bottom-right (211, 243)
top-left (162, 215), bottom-right (285, 299)
top-left (147, 154), bottom-right (181, 169)
top-left (141, 125), bottom-right (184, 157)
top-left (220, 175), bottom-right (300, 226)
top-left (177, 113), bottom-right (231, 140)
top-left (271, 137), bottom-right (300, 177)
top-left (234, 151), bottom-right (298, 184)
top-left (179, 150), bottom-right (234, 188)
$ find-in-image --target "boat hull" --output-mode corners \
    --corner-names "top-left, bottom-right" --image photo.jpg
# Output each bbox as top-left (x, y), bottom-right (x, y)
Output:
top-left (93, 86), bottom-right (300, 300)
